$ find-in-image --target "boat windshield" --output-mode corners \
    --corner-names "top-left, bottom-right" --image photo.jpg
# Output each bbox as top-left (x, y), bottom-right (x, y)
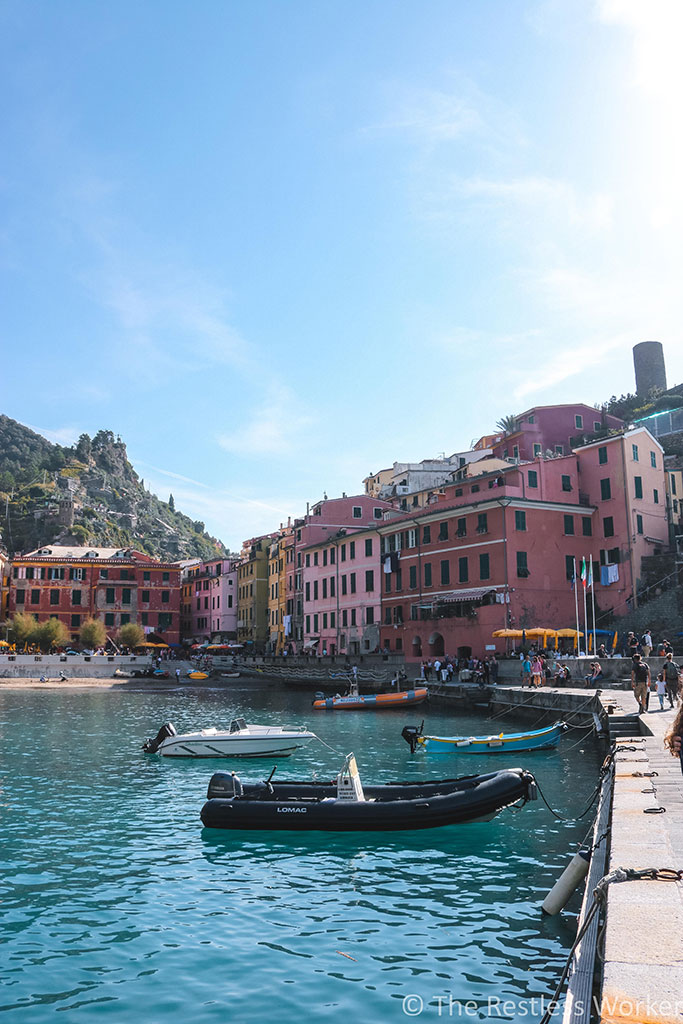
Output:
top-left (229, 718), bottom-right (248, 734)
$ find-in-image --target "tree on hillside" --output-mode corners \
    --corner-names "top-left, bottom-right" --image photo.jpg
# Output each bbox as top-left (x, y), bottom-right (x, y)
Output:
top-left (118, 622), bottom-right (145, 650)
top-left (80, 617), bottom-right (107, 649)
top-left (34, 618), bottom-right (70, 652)
top-left (8, 611), bottom-right (39, 647)
top-left (75, 433), bottom-right (92, 462)
top-left (169, 493), bottom-right (175, 511)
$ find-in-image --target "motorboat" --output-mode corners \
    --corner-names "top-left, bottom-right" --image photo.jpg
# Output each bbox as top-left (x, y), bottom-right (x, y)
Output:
top-left (401, 720), bottom-right (568, 753)
top-left (312, 681), bottom-right (428, 711)
top-left (143, 718), bottom-right (316, 758)
top-left (200, 753), bottom-right (537, 831)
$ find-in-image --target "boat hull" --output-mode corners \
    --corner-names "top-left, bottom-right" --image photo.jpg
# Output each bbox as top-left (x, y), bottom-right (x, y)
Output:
top-left (312, 687), bottom-right (429, 711)
top-left (157, 729), bottom-right (315, 758)
top-left (200, 768), bottom-right (535, 831)
top-left (417, 722), bottom-right (566, 753)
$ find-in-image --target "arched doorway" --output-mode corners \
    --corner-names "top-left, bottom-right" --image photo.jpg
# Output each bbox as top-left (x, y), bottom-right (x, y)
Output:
top-left (412, 635), bottom-right (422, 658)
top-left (428, 632), bottom-right (444, 656)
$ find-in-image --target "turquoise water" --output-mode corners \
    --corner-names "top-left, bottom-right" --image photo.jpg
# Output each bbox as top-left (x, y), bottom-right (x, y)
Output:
top-left (0, 684), bottom-right (604, 1023)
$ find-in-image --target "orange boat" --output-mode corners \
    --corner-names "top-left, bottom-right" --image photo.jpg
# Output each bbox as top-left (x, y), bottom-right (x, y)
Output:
top-left (312, 686), bottom-right (429, 711)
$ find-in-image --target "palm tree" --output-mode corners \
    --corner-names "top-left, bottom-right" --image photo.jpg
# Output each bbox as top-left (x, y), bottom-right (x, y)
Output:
top-left (495, 414), bottom-right (518, 436)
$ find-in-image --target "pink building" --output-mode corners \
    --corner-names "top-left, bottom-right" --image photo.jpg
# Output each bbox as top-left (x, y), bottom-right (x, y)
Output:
top-left (490, 404), bottom-right (623, 463)
top-left (288, 494), bottom-right (397, 652)
top-left (181, 557), bottom-right (239, 642)
top-left (301, 527), bottom-right (382, 655)
top-left (375, 427), bottom-right (668, 662)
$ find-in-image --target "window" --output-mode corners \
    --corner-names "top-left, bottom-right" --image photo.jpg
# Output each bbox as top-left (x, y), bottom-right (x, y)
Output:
top-left (636, 514), bottom-right (643, 535)
top-left (555, 445), bottom-right (564, 455)
top-left (564, 515), bottom-right (574, 536)
top-left (471, 484), bottom-right (480, 493)
top-left (458, 556), bottom-right (468, 583)
top-left (603, 516), bottom-right (614, 538)
top-left (143, 571), bottom-right (151, 581)
top-left (330, 548), bottom-right (335, 564)
top-left (120, 614), bottom-right (130, 625)
top-left (512, 446), bottom-right (519, 459)
top-left (340, 544), bottom-right (346, 562)
top-left (654, 489), bottom-right (659, 504)
top-left (365, 538), bottom-right (373, 557)
top-left (650, 451), bottom-right (657, 468)
top-left (105, 613), bottom-right (115, 626)
top-left (632, 444), bottom-right (639, 462)
top-left (330, 577), bottom-right (335, 597)
top-left (365, 570), bottom-right (374, 591)
top-left (349, 541), bottom-right (355, 559)
top-left (141, 590), bottom-right (150, 603)
top-left (575, 414), bottom-right (583, 429)
top-left (305, 582), bottom-right (311, 602)
top-left (313, 581), bottom-right (318, 600)
top-left (594, 421), bottom-right (601, 431)
top-left (122, 588), bottom-right (131, 605)
top-left (565, 555), bottom-right (575, 581)
top-left (106, 588), bottom-right (115, 604)
top-left (341, 576), bottom-right (347, 596)
top-left (322, 549), bottom-right (327, 566)
top-left (385, 573), bottom-right (391, 594)
top-left (120, 569), bottom-right (129, 580)
top-left (479, 553), bottom-right (490, 580)
top-left (456, 518), bottom-right (466, 538)
top-left (374, 507), bottom-right (383, 520)
top-left (528, 469), bottom-right (538, 488)
top-left (440, 560), bottom-right (450, 585)
top-left (100, 569), bottom-right (109, 580)
top-left (352, 506), bottom-right (362, 518)
top-left (31, 589), bottom-right (40, 604)
top-left (322, 613), bottom-right (328, 630)
top-left (582, 517), bottom-right (592, 537)
top-left (533, 443), bottom-right (542, 457)
top-left (72, 589), bottom-right (81, 605)
top-left (366, 607), bottom-right (374, 625)
top-left (313, 552), bottom-right (318, 566)
top-left (634, 476), bottom-right (643, 499)
top-left (350, 573), bottom-right (356, 594)
top-left (16, 588), bottom-right (25, 604)
top-left (598, 446), bottom-right (608, 465)
top-left (341, 610), bottom-right (347, 627)
top-left (322, 578), bottom-right (327, 599)
top-left (516, 552), bottom-right (529, 577)
top-left (671, 474), bottom-right (677, 495)
top-left (330, 612), bottom-right (335, 628)
top-left (71, 614), bottom-right (81, 628)
top-left (424, 562), bottom-right (432, 587)
top-left (600, 478), bottom-right (611, 500)
top-left (305, 554), bottom-right (310, 568)
top-left (350, 609), bottom-right (356, 626)
top-left (422, 525), bottom-right (431, 543)
top-left (439, 521), bottom-right (449, 540)
top-left (528, 414), bottom-right (535, 423)
top-left (384, 607), bottom-right (392, 625)
top-left (407, 528), bottom-right (416, 548)
top-left (161, 590), bottom-right (170, 603)
top-left (515, 510), bottom-right (526, 531)
top-left (561, 474), bottom-right (571, 491)
top-left (455, 488), bottom-right (463, 497)
top-left (477, 513), bottom-right (488, 534)
top-left (409, 565), bottom-right (417, 589)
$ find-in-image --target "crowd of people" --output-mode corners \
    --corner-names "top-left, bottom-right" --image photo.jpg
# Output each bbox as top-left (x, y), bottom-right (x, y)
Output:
top-left (420, 655), bottom-right (499, 686)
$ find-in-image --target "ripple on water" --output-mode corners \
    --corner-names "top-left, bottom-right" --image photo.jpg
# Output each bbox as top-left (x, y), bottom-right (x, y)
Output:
top-left (0, 686), bottom-right (604, 1023)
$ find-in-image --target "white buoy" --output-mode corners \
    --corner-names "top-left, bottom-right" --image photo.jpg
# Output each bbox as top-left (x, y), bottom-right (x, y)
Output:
top-left (542, 850), bottom-right (590, 916)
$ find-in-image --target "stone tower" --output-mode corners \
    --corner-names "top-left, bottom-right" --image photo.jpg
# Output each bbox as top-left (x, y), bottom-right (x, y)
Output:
top-left (633, 341), bottom-right (667, 396)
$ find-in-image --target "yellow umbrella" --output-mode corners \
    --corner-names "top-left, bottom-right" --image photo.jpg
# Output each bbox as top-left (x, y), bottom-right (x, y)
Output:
top-left (555, 628), bottom-right (584, 637)
top-left (492, 628), bottom-right (525, 638)
top-left (0, 640), bottom-right (10, 648)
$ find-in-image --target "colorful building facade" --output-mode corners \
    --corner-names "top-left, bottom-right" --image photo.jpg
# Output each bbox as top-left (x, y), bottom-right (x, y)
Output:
top-left (8, 545), bottom-right (182, 645)
top-left (181, 557), bottom-right (239, 642)
top-left (490, 404), bottom-right (624, 463)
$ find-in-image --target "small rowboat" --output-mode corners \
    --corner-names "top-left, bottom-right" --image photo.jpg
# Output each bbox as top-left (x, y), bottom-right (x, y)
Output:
top-left (200, 754), bottom-right (538, 832)
top-left (188, 671), bottom-right (209, 680)
top-left (402, 720), bottom-right (567, 753)
top-left (312, 687), bottom-right (429, 711)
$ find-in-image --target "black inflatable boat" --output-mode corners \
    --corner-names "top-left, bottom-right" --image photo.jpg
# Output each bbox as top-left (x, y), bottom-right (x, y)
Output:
top-left (200, 756), bottom-right (537, 832)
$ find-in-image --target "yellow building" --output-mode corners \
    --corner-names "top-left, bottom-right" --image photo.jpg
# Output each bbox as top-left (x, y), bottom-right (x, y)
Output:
top-left (267, 528), bottom-right (291, 654)
top-left (237, 535), bottom-right (271, 652)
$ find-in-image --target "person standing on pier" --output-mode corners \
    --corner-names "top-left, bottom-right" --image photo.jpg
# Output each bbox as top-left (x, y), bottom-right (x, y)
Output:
top-left (631, 653), bottom-right (650, 714)
top-left (662, 653), bottom-right (681, 708)
top-left (521, 653), bottom-right (532, 687)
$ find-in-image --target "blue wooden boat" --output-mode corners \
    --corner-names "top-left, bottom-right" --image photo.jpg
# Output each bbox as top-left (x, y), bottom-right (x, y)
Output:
top-left (401, 720), bottom-right (567, 753)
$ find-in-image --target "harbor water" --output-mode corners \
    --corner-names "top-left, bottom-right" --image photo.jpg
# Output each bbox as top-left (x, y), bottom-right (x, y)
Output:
top-left (0, 683), bottom-right (605, 1023)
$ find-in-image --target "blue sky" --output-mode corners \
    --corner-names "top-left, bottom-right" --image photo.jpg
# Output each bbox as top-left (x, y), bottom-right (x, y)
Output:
top-left (2, 0), bottom-right (682, 551)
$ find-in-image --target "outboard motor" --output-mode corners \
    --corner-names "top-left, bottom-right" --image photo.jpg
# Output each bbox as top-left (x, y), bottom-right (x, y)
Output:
top-left (142, 722), bottom-right (177, 753)
top-left (313, 691), bottom-right (325, 702)
top-left (401, 722), bottom-right (424, 753)
top-left (206, 771), bottom-right (243, 799)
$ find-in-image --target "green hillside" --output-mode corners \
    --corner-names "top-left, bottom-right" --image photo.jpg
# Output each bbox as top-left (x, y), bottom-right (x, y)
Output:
top-left (0, 415), bottom-right (226, 561)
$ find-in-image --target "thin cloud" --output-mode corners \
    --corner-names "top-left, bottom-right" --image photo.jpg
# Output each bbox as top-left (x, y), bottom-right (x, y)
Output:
top-left (25, 423), bottom-right (80, 446)
top-left (217, 386), bottom-right (314, 458)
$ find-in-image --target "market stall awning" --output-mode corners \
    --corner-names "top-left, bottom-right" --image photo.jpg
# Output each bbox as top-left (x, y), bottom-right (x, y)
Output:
top-left (303, 638), bottom-right (320, 649)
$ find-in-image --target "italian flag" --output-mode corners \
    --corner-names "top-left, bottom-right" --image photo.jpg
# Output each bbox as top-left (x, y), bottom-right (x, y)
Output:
top-left (580, 557), bottom-right (587, 588)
